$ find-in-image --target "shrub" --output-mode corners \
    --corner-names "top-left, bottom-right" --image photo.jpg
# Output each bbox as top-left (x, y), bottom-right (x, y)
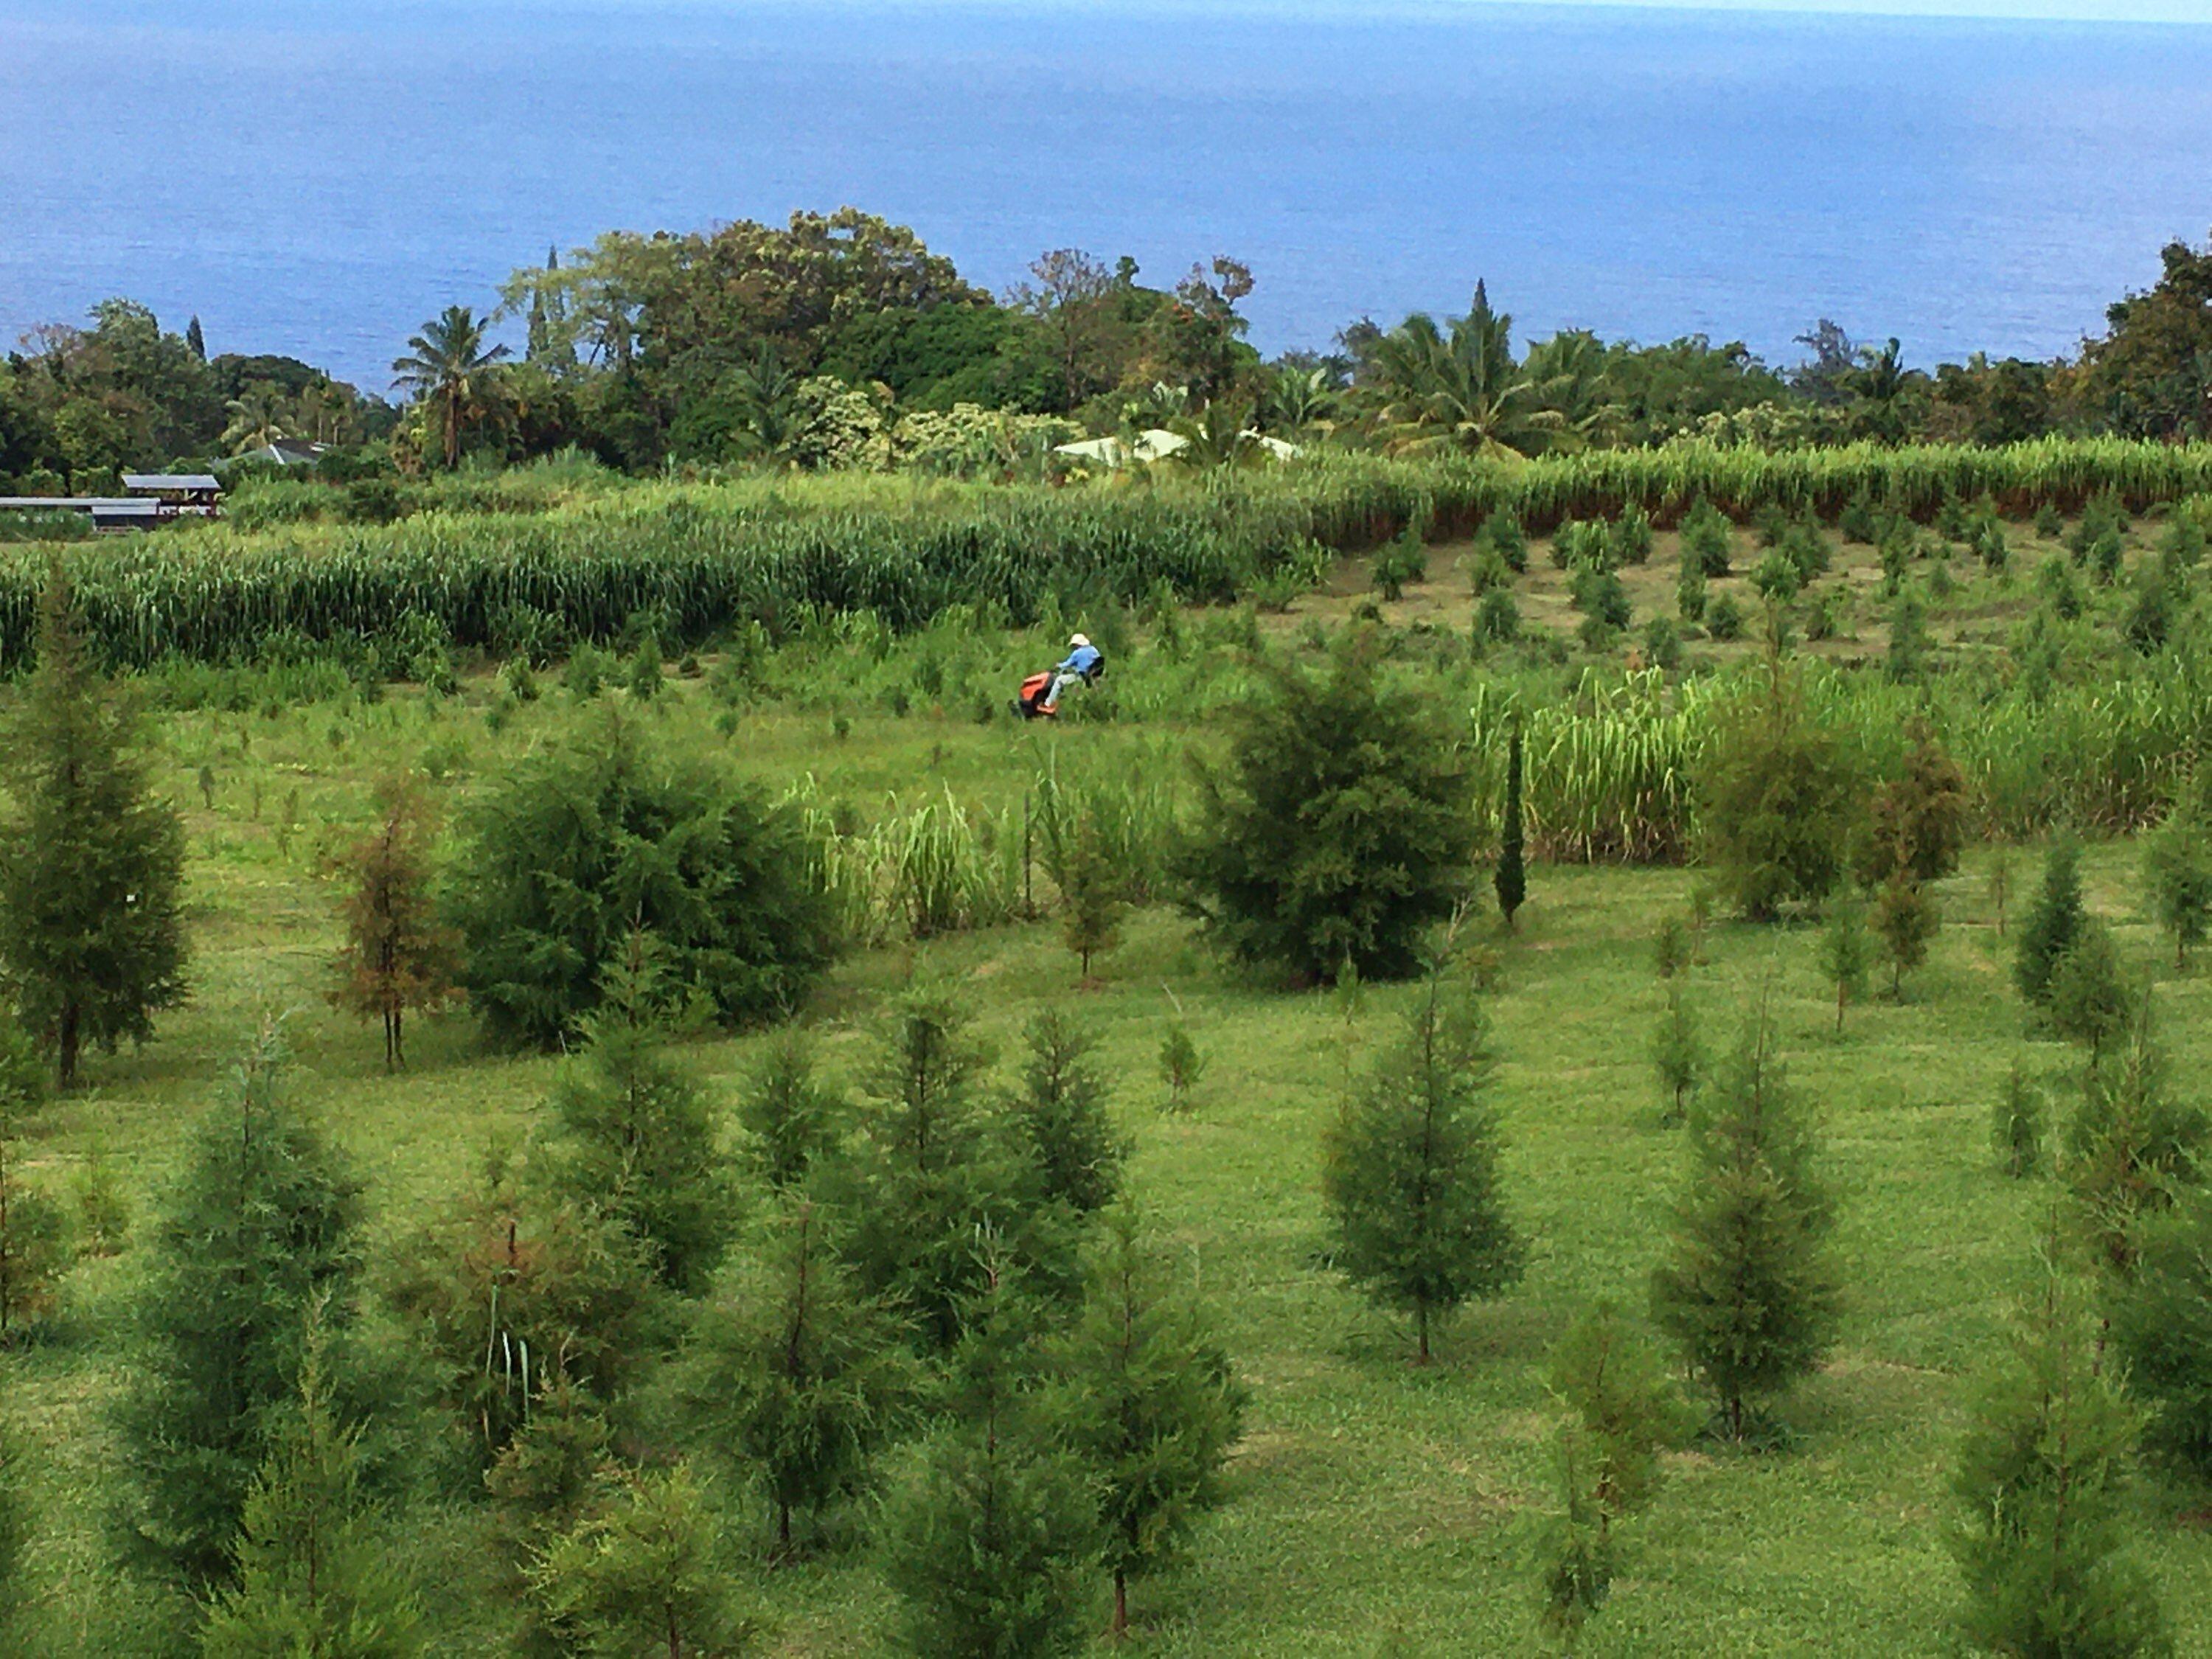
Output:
top-left (448, 714), bottom-right (833, 1048)
top-left (1703, 591), bottom-right (1745, 640)
top-left (1609, 506), bottom-right (1655, 567)
top-left (1641, 616), bottom-right (1682, 670)
top-left (1473, 587), bottom-right (1520, 644)
top-left (1179, 630), bottom-right (1475, 983)
top-left (1569, 566), bottom-right (1632, 631)
top-left (1478, 509), bottom-right (1528, 573)
top-left (1371, 531), bottom-right (1427, 600)
top-left (1678, 498), bottom-right (1733, 577)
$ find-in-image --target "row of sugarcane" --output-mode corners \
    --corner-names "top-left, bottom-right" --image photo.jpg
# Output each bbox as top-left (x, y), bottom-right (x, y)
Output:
top-left (7, 439), bottom-right (2212, 668)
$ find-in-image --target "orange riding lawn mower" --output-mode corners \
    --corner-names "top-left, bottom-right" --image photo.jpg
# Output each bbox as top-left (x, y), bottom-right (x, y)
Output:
top-left (1012, 643), bottom-right (1107, 720)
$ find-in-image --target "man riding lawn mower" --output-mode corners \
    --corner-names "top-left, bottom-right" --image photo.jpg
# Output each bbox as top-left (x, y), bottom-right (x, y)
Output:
top-left (1015, 633), bottom-right (1105, 720)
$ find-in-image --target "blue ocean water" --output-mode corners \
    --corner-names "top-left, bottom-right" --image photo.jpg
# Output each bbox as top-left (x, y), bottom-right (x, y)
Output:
top-left (2, 0), bottom-right (2210, 390)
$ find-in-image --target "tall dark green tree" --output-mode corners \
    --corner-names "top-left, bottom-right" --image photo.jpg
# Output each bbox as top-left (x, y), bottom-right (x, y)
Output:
top-left (0, 571), bottom-right (187, 1090)
top-left (198, 1308), bottom-right (425, 1658)
top-left (1012, 1010), bottom-right (1124, 1218)
top-left (2065, 996), bottom-right (2208, 1273)
top-left (115, 1026), bottom-right (364, 1585)
top-left (1180, 628), bottom-right (1475, 983)
top-left (1055, 1204), bottom-right (1246, 1638)
top-left (1651, 1011), bottom-right (1841, 1436)
top-left (537, 935), bottom-right (736, 1295)
top-left (880, 1253), bottom-right (1097, 1659)
top-left (681, 1195), bottom-right (913, 1554)
top-left (1495, 725), bottom-right (1527, 930)
top-left (2110, 1190), bottom-right (2212, 1481)
top-left (2014, 840), bottom-right (2087, 1008)
top-left (1952, 1234), bottom-right (2170, 1658)
top-left (1321, 969), bottom-right (1522, 1362)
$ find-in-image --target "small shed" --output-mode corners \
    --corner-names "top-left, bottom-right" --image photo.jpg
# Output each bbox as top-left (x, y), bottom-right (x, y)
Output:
top-left (122, 473), bottom-right (224, 513)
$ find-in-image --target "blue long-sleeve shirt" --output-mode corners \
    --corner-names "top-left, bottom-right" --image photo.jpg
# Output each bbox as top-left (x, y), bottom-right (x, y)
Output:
top-left (1057, 644), bottom-right (1102, 676)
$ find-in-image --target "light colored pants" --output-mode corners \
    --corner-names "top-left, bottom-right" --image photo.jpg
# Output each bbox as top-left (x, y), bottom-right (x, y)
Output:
top-left (1042, 670), bottom-right (1083, 710)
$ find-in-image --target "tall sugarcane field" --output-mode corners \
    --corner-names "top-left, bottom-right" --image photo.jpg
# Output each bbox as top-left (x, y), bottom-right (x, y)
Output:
top-left (4, 451), bottom-right (2212, 1657)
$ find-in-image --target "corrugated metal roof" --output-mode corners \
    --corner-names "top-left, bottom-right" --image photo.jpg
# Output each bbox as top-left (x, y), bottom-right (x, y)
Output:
top-left (121, 473), bottom-right (222, 491)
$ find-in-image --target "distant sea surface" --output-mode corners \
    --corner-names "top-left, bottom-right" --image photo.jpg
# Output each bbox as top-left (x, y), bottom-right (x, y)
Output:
top-left (4, 0), bottom-right (2212, 389)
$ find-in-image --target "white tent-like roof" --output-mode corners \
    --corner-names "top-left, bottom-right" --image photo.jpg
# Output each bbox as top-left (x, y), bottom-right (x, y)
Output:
top-left (1052, 428), bottom-right (1300, 467)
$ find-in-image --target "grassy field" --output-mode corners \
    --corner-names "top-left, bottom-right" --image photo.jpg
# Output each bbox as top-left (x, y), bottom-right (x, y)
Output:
top-left (4, 517), bottom-right (2211, 1655)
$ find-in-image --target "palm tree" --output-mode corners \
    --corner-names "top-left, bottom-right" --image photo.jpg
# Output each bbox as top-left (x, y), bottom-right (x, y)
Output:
top-left (1521, 330), bottom-right (1624, 453)
top-left (220, 386), bottom-right (291, 455)
top-left (1367, 282), bottom-right (1563, 459)
top-left (1259, 365), bottom-right (1340, 436)
top-left (724, 347), bottom-right (801, 459)
top-left (392, 305), bottom-right (512, 469)
top-left (1167, 397), bottom-right (1266, 469)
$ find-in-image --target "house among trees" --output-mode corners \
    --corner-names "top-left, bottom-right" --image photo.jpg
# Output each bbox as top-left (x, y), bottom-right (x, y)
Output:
top-left (0, 472), bottom-right (222, 532)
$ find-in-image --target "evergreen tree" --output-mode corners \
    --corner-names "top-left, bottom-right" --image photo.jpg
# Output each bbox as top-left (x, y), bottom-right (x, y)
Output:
top-left (1696, 661), bottom-right (1858, 920)
top-left (2110, 1190), bottom-right (2212, 1481)
top-left (0, 1126), bottom-right (66, 1343)
top-left (483, 1371), bottom-right (616, 1629)
top-left (1951, 1237), bottom-right (2170, 1658)
top-left (1872, 872), bottom-right (1938, 1000)
top-left (1815, 898), bottom-right (1873, 1032)
top-left (1988, 848), bottom-right (2013, 938)
top-left (1651, 1011), bottom-right (1841, 1437)
top-left (1993, 1060), bottom-right (2045, 1180)
top-left (681, 1195), bottom-right (913, 1554)
top-left (116, 1026), bottom-right (364, 1585)
top-left (2047, 923), bottom-right (2134, 1061)
top-left (1649, 984), bottom-right (1704, 1127)
top-left (2014, 840), bottom-right (2087, 1007)
top-left (1856, 720), bottom-right (1968, 887)
top-left (2065, 997), bottom-right (2208, 1273)
top-left (525, 1463), bottom-right (746, 1658)
top-left (325, 773), bottom-right (459, 1069)
top-left (736, 1030), bottom-right (846, 1192)
top-left (840, 992), bottom-right (1048, 1350)
top-left (538, 936), bottom-right (736, 1295)
top-left (1321, 969), bottom-right (1523, 1362)
top-left (1179, 627), bottom-right (1476, 982)
top-left (1495, 725), bottom-right (1527, 930)
top-left (1059, 812), bottom-right (1125, 979)
top-left (0, 571), bottom-right (187, 1089)
top-left (1014, 1010), bottom-right (1124, 1217)
top-left (1158, 1015), bottom-right (1206, 1115)
top-left (1056, 1204), bottom-right (1246, 1638)
top-left (198, 1307), bottom-right (425, 1658)
top-left (2143, 813), bottom-right (2212, 970)
top-left (880, 1256), bottom-right (1098, 1659)
top-left (1652, 914), bottom-right (1690, 981)
top-left (186, 313), bottom-right (207, 361)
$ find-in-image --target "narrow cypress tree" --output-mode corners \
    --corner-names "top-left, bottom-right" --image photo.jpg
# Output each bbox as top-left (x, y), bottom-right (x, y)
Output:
top-left (1531, 1425), bottom-right (1615, 1650)
top-left (1993, 1060), bottom-right (2045, 1179)
top-left (115, 1026), bottom-right (364, 1586)
top-left (880, 1252), bottom-right (1098, 1659)
top-left (1872, 872), bottom-right (1938, 1001)
top-left (681, 1195), bottom-right (913, 1554)
top-left (1060, 814), bottom-right (1126, 980)
top-left (1651, 1011), bottom-right (1841, 1437)
top-left (1952, 1231), bottom-right (2169, 1658)
top-left (525, 1464), bottom-right (740, 1658)
top-left (186, 314), bottom-right (207, 360)
top-left (1495, 726), bottom-right (1526, 930)
top-left (1013, 1010), bottom-right (1124, 1217)
top-left (2143, 813), bottom-right (2212, 970)
top-left (538, 938), bottom-right (736, 1295)
top-left (1649, 984), bottom-right (1704, 1127)
top-left (736, 1031), bottom-right (846, 1192)
top-left (1815, 899), bottom-right (1872, 1032)
top-left (2014, 840), bottom-right (2087, 1007)
top-left (0, 571), bottom-right (187, 1090)
top-left (1056, 1204), bottom-right (1246, 1638)
top-left (2110, 1191), bottom-right (2212, 1481)
top-left (1321, 969), bottom-right (1523, 1363)
top-left (2047, 922), bottom-right (2134, 1062)
top-left (198, 1307), bottom-right (425, 1658)
top-left (2065, 996), bottom-right (2208, 1273)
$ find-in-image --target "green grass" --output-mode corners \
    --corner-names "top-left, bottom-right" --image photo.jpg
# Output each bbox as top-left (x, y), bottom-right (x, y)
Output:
top-left (5, 563), bottom-right (2212, 1655)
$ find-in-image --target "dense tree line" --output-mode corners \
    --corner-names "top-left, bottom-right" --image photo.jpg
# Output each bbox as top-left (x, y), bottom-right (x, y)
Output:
top-left (7, 213), bottom-right (2211, 494)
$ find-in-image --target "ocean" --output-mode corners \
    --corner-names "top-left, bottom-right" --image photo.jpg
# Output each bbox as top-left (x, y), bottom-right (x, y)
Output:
top-left (3, 0), bottom-right (2211, 390)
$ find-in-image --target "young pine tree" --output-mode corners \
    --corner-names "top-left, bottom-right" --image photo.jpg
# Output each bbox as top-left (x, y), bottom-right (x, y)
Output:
top-left (2109, 1189), bottom-right (2212, 1481)
top-left (538, 938), bottom-right (736, 1295)
top-left (1855, 720), bottom-right (1968, 888)
top-left (737, 1030), bottom-right (846, 1192)
top-left (1014, 1009), bottom-right (1124, 1217)
top-left (880, 1253), bottom-right (1098, 1659)
top-left (1650, 1011), bottom-right (1841, 1438)
top-left (2143, 813), bottom-right (2212, 970)
top-left (116, 1026), bottom-right (364, 1586)
top-left (681, 1195), bottom-right (914, 1554)
top-left (1495, 725), bottom-right (1527, 931)
top-left (1059, 812), bottom-right (1126, 981)
top-left (483, 1371), bottom-right (616, 1626)
top-left (1321, 970), bottom-right (1523, 1363)
top-left (1697, 663), bottom-right (1858, 921)
top-left (1815, 899), bottom-right (1873, 1032)
top-left (0, 571), bottom-right (187, 1090)
top-left (1951, 1231), bottom-right (2169, 1658)
top-left (526, 1463), bottom-right (746, 1659)
top-left (1158, 1014), bottom-right (1206, 1116)
top-left (198, 1306), bottom-right (425, 1658)
top-left (2065, 996), bottom-right (2209, 1273)
top-left (0, 1127), bottom-right (66, 1344)
top-left (1872, 872), bottom-right (1938, 1001)
top-left (1056, 1204), bottom-right (1247, 1638)
top-left (1993, 1060), bottom-right (2045, 1179)
top-left (2014, 839), bottom-right (2087, 1008)
top-left (1987, 847), bottom-right (2013, 938)
top-left (326, 773), bottom-right (459, 1069)
top-left (2046, 923), bottom-right (2134, 1062)
top-left (1649, 985), bottom-right (1704, 1127)
top-left (1530, 1425), bottom-right (1615, 1652)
